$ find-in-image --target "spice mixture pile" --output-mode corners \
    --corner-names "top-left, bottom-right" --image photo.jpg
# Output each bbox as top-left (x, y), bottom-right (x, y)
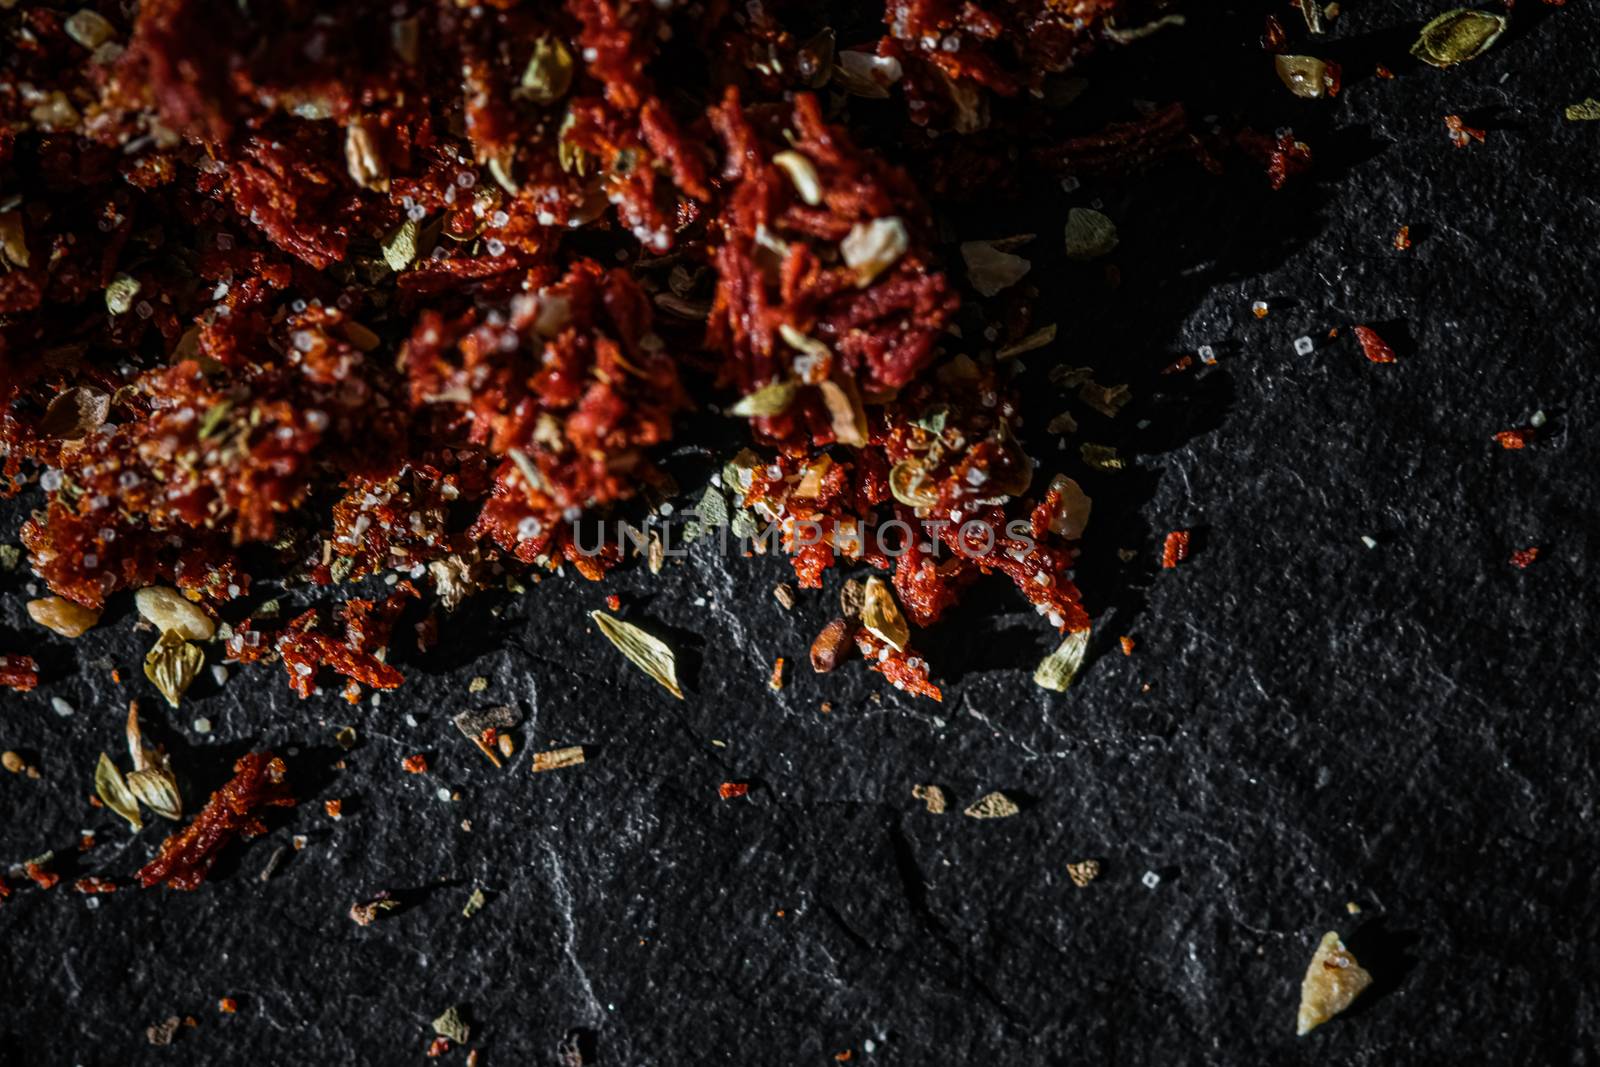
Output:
top-left (1, 0), bottom-right (1237, 707)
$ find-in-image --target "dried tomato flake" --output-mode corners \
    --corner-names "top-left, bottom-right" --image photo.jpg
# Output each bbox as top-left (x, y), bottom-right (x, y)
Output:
top-left (1493, 429), bottom-right (1531, 450)
top-left (1510, 547), bottom-right (1540, 568)
top-left (402, 754), bottom-right (429, 774)
top-left (137, 752), bottom-right (294, 891)
top-left (719, 781), bottom-right (750, 800)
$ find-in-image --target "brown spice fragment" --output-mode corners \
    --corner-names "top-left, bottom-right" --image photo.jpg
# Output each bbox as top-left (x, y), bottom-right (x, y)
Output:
top-left (349, 893), bottom-right (400, 926)
top-left (147, 1017), bottom-right (181, 1046)
top-left (810, 618), bottom-right (852, 673)
top-left (531, 745), bottom-right (585, 773)
top-left (2, 751), bottom-right (22, 774)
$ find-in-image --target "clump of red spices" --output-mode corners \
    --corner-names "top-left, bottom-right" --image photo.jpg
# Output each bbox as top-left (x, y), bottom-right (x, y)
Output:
top-left (137, 752), bottom-right (295, 891)
top-left (1510, 547), bottom-right (1540, 568)
top-left (0, 655), bottom-right (39, 693)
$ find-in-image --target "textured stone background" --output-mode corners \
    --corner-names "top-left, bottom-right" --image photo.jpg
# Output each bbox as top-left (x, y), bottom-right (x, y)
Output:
top-left (3, 2), bottom-right (1598, 1064)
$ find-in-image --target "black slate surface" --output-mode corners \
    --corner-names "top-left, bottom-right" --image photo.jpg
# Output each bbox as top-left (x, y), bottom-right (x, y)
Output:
top-left (3, 3), bottom-right (1599, 1064)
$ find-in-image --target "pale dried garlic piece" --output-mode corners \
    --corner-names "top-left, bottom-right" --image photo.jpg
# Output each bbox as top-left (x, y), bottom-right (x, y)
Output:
top-left (860, 576), bottom-right (909, 652)
top-left (911, 784), bottom-right (946, 814)
top-left (840, 217), bottom-right (908, 288)
top-left (27, 596), bottom-right (100, 638)
top-left (1297, 931), bottom-right (1372, 1035)
top-left (135, 586), bottom-right (215, 641)
top-left (772, 150), bottom-right (823, 206)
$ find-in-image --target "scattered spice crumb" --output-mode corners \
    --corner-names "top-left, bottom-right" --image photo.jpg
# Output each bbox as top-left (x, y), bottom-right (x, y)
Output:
top-left (772, 583), bottom-right (796, 610)
top-left (1393, 225), bottom-right (1411, 251)
top-left (768, 657), bottom-right (785, 691)
top-left (1375, 63), bottom-right (1394, 79)
top-left (468, 676), bottom-right (488, 694)
top-left (1510, 547), bottom-right (1540, 568)
top-left (1161, 530), bottom-right (1191, 569)
top-left (719, 781), bottom-right (750, 800)
top-left (2, 751), bottom-right (22, 774)
top-left (911, 783), bottom-right (947, 814)
top-left (1119, 636), bottom-right (1136, 656)
top-left (349, 893), bottom-right (400, 926)
top-left (403, 754), bottom-right (429, 774)
top-left (324, 799), bottom-right (343, 820)
top-left (1493, 428), bottom-right (1531, 450)
top-left (1067, 859), bottom-right (1102, 887)
top-left (218, 998), bottom-right (238, 1014)
top-left (1444, 113), bottom-right (1486, 148)
top-left (606, 594), bottom-right (621, 611)
top-left (1251, 299), bottom-right (1269, 318)
top-left (147, 1017), bottom-right (181, 1047)
top-left (963, 791), bottom-right (1020, 819)
top-left (426, 1036), bottom-right (451, 1058)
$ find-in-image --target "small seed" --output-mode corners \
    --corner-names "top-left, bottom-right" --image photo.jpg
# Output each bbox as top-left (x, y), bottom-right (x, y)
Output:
top-left (2, 751), bottom-right (24, 774)
top-left (26, 596), bottom-right (101, 638)
top-left (134, 586), bottom-right (215, 641)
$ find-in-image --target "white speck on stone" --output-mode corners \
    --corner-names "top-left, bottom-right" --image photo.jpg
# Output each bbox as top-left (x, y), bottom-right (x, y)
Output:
top-left (51, 696), bottom-right (75, 717)
top-left (1142, 870), bottom-right (1161, 889)
top-left (85, 896), bottom-right (101, 910)
top-left (193, 717), bottom-right (212, 734)
top-left (437, 787), bottom-right (453, 802)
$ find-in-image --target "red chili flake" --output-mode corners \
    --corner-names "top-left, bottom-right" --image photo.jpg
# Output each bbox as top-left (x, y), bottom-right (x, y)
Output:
top-left (137, 752), bottom-right (295, 891)
top-left (402, 754), bottom-right (429, 774)
top-left (1161, 530), bottom-right (1191, 569)
top-left (1120, 636), bottom-right (1137, 656)
top-left (218, 998), bottom-right (239, 1014)
top-left (24, 863), bottom-right (59, 890)
top-left (1353, 325), bottom-right (1396, 364)
top-left (1444, 114), bottom-right (1487, 148)
top-left (1375, 64), bottom-right (1395, 80)
top-left (324, 799), bottom-right (343, 819)
top-left (605, 594), bottom-right (621, 611)
top-left (0, 655), bottom-right (39, 692)
top-left (1393, 225), bottom-right (1411, 251)
top-left (426, 1037), bottom-right (450, 1058)
top-left (1510, 547), bottom-right (1540, 568)
top-left (1162, 355), bottom-right (1195, 375)
top-left (768, 657), bottom-right (785, 691)
top-left (719, 781), bottom-right (749, 800)
top-left (1262, 14), bottom-right (1287, 51)
top-left (72, 876), bottom-right (118, 894)
top-left (1493, 429), bottom-right (1531, 450)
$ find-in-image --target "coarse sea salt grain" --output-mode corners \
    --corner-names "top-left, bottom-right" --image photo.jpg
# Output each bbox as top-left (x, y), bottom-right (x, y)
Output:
top-left (1142, 870), bottom-right (1161, 889)
top-left (51, 696), bottom-right (75, 717)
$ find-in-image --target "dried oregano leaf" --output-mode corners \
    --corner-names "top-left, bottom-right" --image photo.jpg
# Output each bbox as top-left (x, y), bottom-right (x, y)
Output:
top-left (1566, 98), bottom-right (1600, 122)
top-left (143, 629), bottom-right (204, 709)
top-left (95, 752), bottom-right (143, 831)
top-left (432, 1006), bottom-right (470, 1045)
top-left (518, 34), bottom-right (575, 104)
top-left (861, 576), bottom-right (909, 652)
top-left (591, 611), bottom-right (683, 699)
top-left (1034, 628), bottom-right (1090, 692)
top-left (1410, 9), bottom-right (1508, 69)
top-left (1063, 208), bottom-right (1119, 261)
top-left (381, 218), bottom-right (421, 272)
top-left (729, 380), bottom-right (799, 418)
